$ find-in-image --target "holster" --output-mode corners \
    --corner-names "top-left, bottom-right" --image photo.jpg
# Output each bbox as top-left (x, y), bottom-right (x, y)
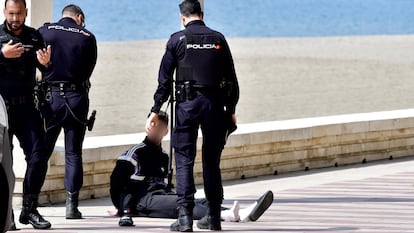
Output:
top-left (175, 81), bottom-right (196, 103)
top-left (33, 81), bottom-right (46, 108)
top-left (33, 81), bottom-right (53, 119)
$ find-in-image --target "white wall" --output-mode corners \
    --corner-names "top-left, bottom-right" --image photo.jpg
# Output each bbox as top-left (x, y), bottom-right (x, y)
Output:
top-left (12, 109), bottom-right (414, 205)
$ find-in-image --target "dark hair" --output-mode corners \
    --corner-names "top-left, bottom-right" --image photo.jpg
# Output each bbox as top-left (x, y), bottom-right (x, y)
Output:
top-left (179, 0), bottom-right (202, 17)
top-left (62, 4), bottom-right (85, 18)
top-left (4, 0), bottom-right (26, 8)
top-left (158, 111), bottom-right (169, 126)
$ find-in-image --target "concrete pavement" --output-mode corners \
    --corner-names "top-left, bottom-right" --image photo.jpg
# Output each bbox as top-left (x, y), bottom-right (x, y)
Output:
top-left (11, 156), bottom-right (414, 233)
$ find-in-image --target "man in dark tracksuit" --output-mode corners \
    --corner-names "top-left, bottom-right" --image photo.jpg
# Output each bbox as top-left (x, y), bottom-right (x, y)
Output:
top-left (0, 0), bottom-right (52, 230)
top-left (146, 0), bottom-right (239, 231)
top-left (110, 111), bottom-right (171, 226)
top-left (112, 112), bottom-right (273, 227)
top-left (38, 4), bottom-right (97, 219)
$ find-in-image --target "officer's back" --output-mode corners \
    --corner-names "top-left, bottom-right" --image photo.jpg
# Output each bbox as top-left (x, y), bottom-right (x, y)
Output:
top-left (38, 16), bottom-right (97, 84)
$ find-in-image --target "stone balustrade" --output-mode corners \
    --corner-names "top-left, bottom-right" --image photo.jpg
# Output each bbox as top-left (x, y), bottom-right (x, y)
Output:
top-left (12, 109), bottom-right (414, 205)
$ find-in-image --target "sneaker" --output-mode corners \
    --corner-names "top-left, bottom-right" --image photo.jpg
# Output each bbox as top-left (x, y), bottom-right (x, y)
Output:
top-left (239, 190), bottom-right (273, 222)
top-left (221, 201), bottom-right (240, 222)
top-left (118, 216), bottom-right (134, 227)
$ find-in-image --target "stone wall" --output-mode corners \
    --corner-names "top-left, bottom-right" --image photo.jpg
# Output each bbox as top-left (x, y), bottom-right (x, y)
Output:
top-left (12, 109), bottom-right (414, 205)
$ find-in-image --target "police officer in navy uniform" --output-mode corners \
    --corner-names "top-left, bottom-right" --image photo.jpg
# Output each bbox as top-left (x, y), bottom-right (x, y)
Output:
top-left (0, 0), bottom-right (52, 230)
top-left (38, 4), bottom-right (97, 220)
top-left (146, 0), bottom-right (239, 231)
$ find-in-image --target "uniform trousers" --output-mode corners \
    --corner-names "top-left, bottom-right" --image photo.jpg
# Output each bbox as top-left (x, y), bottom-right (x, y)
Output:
top-left (44, 91), bottom-right (88, 193)
top-left (172, 95), bottom-right (227, 211)
top-left (6, 101), bottom-right (48, 195)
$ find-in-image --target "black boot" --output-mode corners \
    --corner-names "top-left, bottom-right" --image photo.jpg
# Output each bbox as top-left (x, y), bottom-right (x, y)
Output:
top-left (197, 207), bottom-right (221, 231)
top-left (170, 206), bottom-right (193, 232)
top-left (66, 191), bottom-right (82, 219)
top-left (197, 215), bottom-right (221, 231)
top-left (19, 194), bottom-right (51, 229)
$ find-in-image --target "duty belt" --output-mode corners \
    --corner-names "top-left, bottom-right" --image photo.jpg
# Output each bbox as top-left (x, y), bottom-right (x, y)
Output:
top-left (193, 85), bottom-right (223, 96)
top-left (175, 82), bottom-right (224, 103)
top-left (42, 81), bottom-right (96, 131)
top-left (47, 82), bottom-right (83, 93)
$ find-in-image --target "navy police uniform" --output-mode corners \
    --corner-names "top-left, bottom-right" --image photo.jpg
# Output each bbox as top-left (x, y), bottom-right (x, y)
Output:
top-left (38, 17), bottom-right (97, 193)
top-left (151, 20), bottom-right (239, 213)
top-left (0, 22), bottom-right (49, 197)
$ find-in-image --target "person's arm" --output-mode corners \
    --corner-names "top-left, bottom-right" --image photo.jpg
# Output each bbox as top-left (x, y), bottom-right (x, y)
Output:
top-left (163, 152), bottom-right (170, 179)
top-left (34, 31), bottom-right (51, 71)
top-left (150, 38), bottom-right (177, 114)
top-left (36, 45), bottom-right (52, 70)
top-left (146, 35), bottom-right (181, 132)
top-left (0, 40), bottom-right (24, 60)
top-left (130, 150), bottom-right (143, 181)
top-left (221, 37), bottom-right (239, 115)
top-left (146, 151), bottom-right (170, 192)
top-left (83, 35), bottom-right (97, 81)
top-left (110, 150), bottom-right (137, 210)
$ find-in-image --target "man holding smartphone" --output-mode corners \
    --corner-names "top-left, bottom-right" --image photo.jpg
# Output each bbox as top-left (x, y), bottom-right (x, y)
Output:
top-left (0, 0), bottom-right (52, 230)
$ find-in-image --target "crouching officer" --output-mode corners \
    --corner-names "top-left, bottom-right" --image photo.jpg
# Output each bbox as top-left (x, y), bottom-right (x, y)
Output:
top-left (0, 0), bottom-right (52, 230)
top-left (146, 0), bottom-right (239, 231)
top-left (38, 4), bottom-right (97, 219)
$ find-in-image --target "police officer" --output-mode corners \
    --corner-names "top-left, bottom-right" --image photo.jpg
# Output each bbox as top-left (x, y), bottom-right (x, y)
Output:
top-left (38, 4), bottom-right (97, 219)
top-left (145, 0), bottom-right (239, 231)
top-left (0, 0), bottom-right (52, 230)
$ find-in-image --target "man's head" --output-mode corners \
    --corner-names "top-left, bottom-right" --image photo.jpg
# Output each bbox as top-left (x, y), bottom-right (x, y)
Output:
top-left (3, 0), bottom-right (27, 34)
top-left (147, 111), bottom-right (169, 144)
top-left (179, 0), bottom-right (203, 27)
top-left (62, 4), bottom-right (85, 27)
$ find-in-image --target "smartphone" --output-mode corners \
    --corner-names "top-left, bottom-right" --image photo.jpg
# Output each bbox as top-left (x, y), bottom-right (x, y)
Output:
top-left (21, 44), bottom-right (33, 52)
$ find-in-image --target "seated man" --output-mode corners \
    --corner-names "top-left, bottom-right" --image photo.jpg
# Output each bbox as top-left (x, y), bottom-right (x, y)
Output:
top-left (110, 111), bottom-right (273, 227)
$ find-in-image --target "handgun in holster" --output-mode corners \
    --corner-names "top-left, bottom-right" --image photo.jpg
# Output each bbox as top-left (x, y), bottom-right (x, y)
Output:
top-left (86, 110), bottom-right (96, 131)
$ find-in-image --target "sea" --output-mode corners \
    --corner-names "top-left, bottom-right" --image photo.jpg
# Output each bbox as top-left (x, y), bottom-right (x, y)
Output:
top-left (52, 0), bottom-right (414, 42)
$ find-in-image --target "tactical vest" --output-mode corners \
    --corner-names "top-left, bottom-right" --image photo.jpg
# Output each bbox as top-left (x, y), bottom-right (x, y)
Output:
top-left (176, 30), bottom-right (224, 86)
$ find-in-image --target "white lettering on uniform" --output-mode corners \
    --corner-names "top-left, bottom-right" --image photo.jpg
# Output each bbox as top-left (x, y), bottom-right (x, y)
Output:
top-left (187, 44), bottom-right (218, 49)
top-left (47, 25), bottom-right (91, 36)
